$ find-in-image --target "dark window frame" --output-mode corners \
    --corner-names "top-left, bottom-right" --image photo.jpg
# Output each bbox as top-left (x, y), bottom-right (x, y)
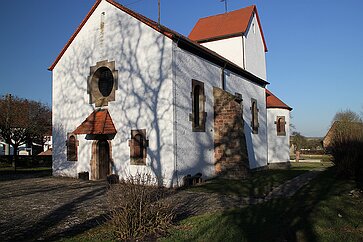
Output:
top-left (275, 116), bottom-right (286, 136)
top-left (66, 133), bottom-right (78, 161)
top-left (129, 129), bottom-right (148, 165)
top-left (191, 79), bottom-right (206, 132)
top-left (251, 98), bottom-right (259, 134)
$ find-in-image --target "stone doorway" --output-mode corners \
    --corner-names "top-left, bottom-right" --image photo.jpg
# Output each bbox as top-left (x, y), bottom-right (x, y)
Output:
top-left (91, 140), bottom-right (112, 180)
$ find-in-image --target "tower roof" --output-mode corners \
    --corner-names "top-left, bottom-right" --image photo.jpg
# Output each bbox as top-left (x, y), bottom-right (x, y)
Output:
top-left (188, 5), bottom-right (267, 52)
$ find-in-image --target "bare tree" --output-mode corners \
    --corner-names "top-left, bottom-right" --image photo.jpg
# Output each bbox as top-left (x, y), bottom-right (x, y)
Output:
top-left (291, 131), bottom-right (307, 151)
top-left (333, 109), bottom-right (362, 123)
top-left (0, 94), bottom-right (51, 166)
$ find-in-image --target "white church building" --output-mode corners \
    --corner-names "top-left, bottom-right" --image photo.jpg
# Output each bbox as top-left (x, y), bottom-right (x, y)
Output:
top-left (49, 0), bottom-right (292, 187)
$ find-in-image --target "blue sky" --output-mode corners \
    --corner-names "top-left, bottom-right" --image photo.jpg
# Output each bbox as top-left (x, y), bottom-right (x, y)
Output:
top-left (0, 0), bottom-right (362, 137)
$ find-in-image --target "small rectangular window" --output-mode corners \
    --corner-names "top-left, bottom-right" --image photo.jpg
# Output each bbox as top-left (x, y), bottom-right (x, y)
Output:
top-left (129, 129), bottom-right (148, 165)
top-left (251, 99), bottom-right (259, 134)
top-left (276, 116), bottom-right (286, 136)
top-left (191, 79), bottom-right (206, 132)
top-left (66, 133), bottom-right (78, 161)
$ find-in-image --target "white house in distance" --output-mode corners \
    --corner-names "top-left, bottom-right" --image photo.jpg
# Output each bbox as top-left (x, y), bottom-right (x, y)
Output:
top-left (49, 0), bottom-right (292, 187)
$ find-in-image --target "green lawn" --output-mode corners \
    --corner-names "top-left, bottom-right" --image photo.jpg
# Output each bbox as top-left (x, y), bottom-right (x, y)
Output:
top-left (289, 161), bottom-right (333, 170)
top-left (162, 167), bottom-right (363, 242)
top-left (290, 154), bottom-right (332, 163)
top-left (188, 161), bottom-right (333, 198)
top-left (0, 167), bottom-right (52, 179)
top-left (0, 167), bottom-right (52, 172)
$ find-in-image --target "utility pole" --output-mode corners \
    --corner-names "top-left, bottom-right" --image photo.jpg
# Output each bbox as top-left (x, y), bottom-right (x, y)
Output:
top-left (220, 0), bottom-right (228, 13)
top-left (158, 0), bottom-right (161, 25)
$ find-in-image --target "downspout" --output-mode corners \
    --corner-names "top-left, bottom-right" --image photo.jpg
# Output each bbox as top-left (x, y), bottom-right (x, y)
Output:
top-left (266, 107), bottom-right (269, 165)
top-left (242, 34), bottom-right (246, 69)
top-left (221, 63), bottom-right (227, 90)
top-left (172, 37), bottom-right (180, 187)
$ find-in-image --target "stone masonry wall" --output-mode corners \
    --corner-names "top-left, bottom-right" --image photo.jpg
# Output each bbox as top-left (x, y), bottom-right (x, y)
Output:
top-left (213, 87), bottom-right (249, 179)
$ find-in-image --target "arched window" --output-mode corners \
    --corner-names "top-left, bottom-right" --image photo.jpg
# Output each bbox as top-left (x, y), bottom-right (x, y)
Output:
top-left (191, 79), bottom-right (206, 132)
top-left (193, 85), bottom-right (200, 128)
top-left (251, 99), bottom-right (259, 134)
top-left (67, 133), bottom-right (78, 161)
top-left (129, 129), bottom-right (148, 165)
top-left (276, 116), bottom-right (286, 136)
top-left (134, 134), bottom-right (144, 159)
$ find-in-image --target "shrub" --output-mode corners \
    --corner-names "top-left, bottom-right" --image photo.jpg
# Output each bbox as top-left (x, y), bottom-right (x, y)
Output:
top-left (330, 121), bottom-right (363, 180)
top-left (107, 173), bottom-right (174, 240)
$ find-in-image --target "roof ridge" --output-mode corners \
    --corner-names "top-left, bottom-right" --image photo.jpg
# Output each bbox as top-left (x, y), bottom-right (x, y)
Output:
top-left (197, 5), bottom-right (255, 20)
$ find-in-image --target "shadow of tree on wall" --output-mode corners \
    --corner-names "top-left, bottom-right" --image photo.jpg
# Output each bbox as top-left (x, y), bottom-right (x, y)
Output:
top-left (53, 6), bottom-right (173, 183)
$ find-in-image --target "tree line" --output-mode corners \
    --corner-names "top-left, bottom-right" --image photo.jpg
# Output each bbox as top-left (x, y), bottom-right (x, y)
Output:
top-left (0, 94), bottom-right (51, 158)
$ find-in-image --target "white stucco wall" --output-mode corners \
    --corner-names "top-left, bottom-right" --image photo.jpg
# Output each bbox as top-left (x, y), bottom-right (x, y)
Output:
top-left (225, 71), bottom-right (268, 169)
top-left (173, 42), bottom-right (268, 183)
top-left (201, 37), bottom-right (244, 68)
top-left (172, 43), bottom-right (221, 185)
top-left (267, 108), bottom-right (290, 163)
top-left (52, 0), bottom-right (175, 186)
top-left (198, 14), bottom-right (267, 81)
top-left (244, 13), bottom-right (267, 80)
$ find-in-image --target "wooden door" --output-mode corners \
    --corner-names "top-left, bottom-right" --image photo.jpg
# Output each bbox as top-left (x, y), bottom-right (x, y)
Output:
top-left (98, 140), bottom-right (110, 179)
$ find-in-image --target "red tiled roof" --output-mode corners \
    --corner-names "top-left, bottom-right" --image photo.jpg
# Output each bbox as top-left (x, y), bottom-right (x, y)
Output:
top-left (73, 109), bottom-right (117, 134)
top-left (188, 5), bottom-right (267, 52)
top-left (266, 89), bottom-right (292, 111)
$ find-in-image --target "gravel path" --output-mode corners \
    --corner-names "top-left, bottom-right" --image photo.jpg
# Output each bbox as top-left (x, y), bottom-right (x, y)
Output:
top-left (0, 169), bottom-right (324, 241)
top-left (0, 174), bottom-right (108, 241)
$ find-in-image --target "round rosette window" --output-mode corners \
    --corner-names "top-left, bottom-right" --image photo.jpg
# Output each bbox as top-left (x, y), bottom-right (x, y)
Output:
top-left (96, 67), bottom-right (114, 97)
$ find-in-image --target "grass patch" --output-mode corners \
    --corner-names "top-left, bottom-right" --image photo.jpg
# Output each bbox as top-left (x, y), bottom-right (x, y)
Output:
top-left (0, 167), bottom-right (52, 180)
top-left (0, 167), bottom-right (52, 172)
top-left (290, 154), bottom-right (333, 162)
top-left (290, 161), bottom-right (334, 170)
top-left (162, 167), bottom-right (363, 242)
top-left (188, 162), bottom-right (332, 198)
top-left (57, 225), bottom-right (116, 242)
top-left (188, 169), bottom-right (306, 197)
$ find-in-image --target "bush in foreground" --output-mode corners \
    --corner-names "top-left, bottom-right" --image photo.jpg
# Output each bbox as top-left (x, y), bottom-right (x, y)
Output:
top-left (107, 173), bottom-right (174, 241)
top-left (330, 118), bottom-right (363, 181)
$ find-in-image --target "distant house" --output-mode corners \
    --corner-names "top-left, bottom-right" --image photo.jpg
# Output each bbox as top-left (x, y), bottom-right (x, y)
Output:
top-left (43, 130), bottom-right (52, 152)
top-left (49, 0), bottom-right (292, 186)
top-left (323, 121), bottom-right (363, 151)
